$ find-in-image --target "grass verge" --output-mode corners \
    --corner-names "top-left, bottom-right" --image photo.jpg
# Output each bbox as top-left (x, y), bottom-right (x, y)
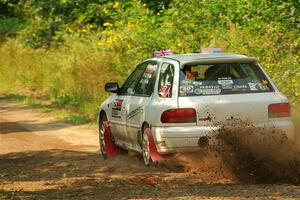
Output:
top-left (1, 92), bottom-right (94, 126)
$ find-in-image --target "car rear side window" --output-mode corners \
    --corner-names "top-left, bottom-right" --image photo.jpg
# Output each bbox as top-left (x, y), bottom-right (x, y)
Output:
top-left (179, 62), bottom-right (274, 96)
top-left (158, 63), bottom-right (174, 98)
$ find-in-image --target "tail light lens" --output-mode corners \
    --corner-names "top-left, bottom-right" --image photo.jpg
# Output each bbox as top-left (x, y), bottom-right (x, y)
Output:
top-left (161, 108), bottom-right (196, 123)
top-left (268, 103), bottom-right (290, 118)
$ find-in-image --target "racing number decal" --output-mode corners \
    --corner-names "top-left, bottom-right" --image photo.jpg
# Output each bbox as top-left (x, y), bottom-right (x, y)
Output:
top-left (111, 99), bottom-right (124, 118)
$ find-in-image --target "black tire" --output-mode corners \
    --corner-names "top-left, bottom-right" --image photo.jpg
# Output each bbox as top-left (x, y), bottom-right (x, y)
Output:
top-left (99, 114), bottom-right (107, 159)
top-left (142, 126), bottom-right (152, 166)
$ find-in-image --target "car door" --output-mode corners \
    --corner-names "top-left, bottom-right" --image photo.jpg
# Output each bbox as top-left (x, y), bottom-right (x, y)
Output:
top-left (125, 61), bottom-right (159, 145)
top-left (109, 62), bottom-right (148, 145)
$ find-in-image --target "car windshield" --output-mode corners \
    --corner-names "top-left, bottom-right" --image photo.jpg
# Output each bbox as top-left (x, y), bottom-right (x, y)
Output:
top-left (179, 62), bottom-right (274, 96)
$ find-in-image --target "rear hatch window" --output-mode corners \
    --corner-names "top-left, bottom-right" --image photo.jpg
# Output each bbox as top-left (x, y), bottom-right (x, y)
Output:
top-left (179, 62), bottom-right (274, 96)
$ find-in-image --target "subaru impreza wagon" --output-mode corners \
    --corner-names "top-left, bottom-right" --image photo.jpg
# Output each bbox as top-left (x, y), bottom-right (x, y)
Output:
top-left (98, 50), bottom-right (295, 165)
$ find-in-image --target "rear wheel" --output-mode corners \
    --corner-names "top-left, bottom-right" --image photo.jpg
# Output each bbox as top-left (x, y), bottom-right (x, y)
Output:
top-left (142, 127), bottom-right (152, 166)
top-left (99, 114), bottom-right (107, 158)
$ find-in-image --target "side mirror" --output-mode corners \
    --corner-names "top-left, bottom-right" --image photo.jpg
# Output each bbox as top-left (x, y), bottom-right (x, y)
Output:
top-left (105, 82), bottom-right (119, 93)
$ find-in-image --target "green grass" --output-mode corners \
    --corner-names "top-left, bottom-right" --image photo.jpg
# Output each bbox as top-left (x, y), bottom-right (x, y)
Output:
top-left (4, 93), bottom-right (28, 101)
top-left (2, 92), bottom-right (93, 125)
top-left (64, 114), bottom-right (91, 124)
top-left (0, 0), bottom-right (299, 122)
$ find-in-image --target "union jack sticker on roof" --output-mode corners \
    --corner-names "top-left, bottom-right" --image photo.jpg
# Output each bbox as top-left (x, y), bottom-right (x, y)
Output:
top-left (153, 50), bottom-right (173, 57)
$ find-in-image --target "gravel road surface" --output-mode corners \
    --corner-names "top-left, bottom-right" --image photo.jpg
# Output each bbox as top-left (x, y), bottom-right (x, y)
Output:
top-left (0, 99), bottom-right (299, 199)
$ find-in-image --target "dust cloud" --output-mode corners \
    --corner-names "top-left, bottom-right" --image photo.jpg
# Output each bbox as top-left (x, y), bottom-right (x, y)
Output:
top-left (159, 119), bottom-right (300, 184)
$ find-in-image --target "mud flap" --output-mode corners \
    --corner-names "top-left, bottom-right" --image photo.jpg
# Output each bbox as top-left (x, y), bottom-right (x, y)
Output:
top-left (103, 121), bottom-right (120, 157)
top-left (146, 128), bottom-right (165, 162)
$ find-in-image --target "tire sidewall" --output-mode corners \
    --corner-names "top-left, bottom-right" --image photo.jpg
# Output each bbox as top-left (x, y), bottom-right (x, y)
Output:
top-left (99, 115), bottom-right (107, 159)
top-left (142, 127), bottom-right (152, 166)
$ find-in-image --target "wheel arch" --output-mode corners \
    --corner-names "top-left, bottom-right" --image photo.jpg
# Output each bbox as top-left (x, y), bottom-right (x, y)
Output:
top-left (98, 110), bottom-right (107, 124)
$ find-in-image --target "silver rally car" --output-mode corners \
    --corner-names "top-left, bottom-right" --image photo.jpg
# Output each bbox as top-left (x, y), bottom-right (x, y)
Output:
top-left (98, 51), bottom-right (295, 165)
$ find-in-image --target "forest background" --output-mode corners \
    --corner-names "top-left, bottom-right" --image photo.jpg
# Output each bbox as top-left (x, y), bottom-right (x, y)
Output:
top-left (0, 0), bottom-right (299, 123)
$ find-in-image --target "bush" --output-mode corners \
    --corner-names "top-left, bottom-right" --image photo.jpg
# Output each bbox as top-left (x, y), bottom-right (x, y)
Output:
top-left (0, 0), bottom-right (299, 120)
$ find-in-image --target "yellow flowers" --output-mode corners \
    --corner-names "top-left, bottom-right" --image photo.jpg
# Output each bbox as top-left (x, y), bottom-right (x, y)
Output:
top-left (292, 79), bottom-right (297, 84)
top-left (107, 37), bottom-right (114, 46)
top-left (127, 21), bottom-right (134, 29)
top-left (68, 28), bottom-right (74, 33)
top-left (102, 7), bottom-right (109, 14)
top-left (97, 42), bottom-right (105, 46)
top-left (113, 2), bottom-right (119, 9)
top-left (97, 30), bottom-right (117, 48)
top-left (71, 24), bottom-right (96, 34)
top-left (88, 24), bottom-right (95, 29)
top-left (295, 92), bottom-right (300, 97)
top-left (103, 22), bottom-right (113, 27)
top-left (97, 37), bottom-right (116, 47)
top-left (102, 2), bottom-right (119, 15)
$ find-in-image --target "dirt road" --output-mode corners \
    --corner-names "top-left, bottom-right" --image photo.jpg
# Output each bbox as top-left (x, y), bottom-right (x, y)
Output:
top-left (0, 99), bottom-right (300, 199)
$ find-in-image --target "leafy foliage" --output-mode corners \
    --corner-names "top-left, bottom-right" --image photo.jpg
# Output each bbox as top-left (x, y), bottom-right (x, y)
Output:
top-left (0, 0), bottom-right (299, 119)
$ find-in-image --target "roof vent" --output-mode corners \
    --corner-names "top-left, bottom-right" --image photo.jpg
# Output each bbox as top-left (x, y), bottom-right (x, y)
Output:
top-left (201, 48), bottom-right (222, 53)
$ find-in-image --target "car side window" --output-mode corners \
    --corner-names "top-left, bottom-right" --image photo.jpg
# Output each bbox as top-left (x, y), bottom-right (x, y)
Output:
top-left (158, 63), bottom-right (174, 98)
top-left (119, 62), bottom-right (148, 95)
top-left (134, 62), bottom-right (158, 96)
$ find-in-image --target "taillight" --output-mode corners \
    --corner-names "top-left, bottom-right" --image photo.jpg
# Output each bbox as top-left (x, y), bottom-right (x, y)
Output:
top-left (268, 103), bottom-right (290, 118)
top-left (161, 108), bottom-right (196, 123)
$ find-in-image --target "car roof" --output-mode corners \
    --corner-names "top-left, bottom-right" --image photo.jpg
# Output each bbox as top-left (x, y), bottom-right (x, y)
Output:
top-left (158, 53), bottom-right (257, 67)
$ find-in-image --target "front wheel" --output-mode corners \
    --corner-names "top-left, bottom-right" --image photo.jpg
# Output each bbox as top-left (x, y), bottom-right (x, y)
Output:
top-left (142, 127), bottom-right (152, 166)
top-left (99, 115), bottom-right (107, 159)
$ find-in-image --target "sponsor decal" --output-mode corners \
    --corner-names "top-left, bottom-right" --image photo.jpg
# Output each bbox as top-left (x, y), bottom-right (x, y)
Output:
top-left (112, 99), bottom-right (124, 118)
top-left (189, 86), bottom-right (221, 95)
top-left (221, 84), bottom-right (233, 89)
top-left (116, 100), bottom-right (123, 107)
top-left (194, 88), bottom-right (203, 95)
top-left (127, 107), bottom-right (143, 120)
top-left (218, 78), bottom-right (233, 90)
top-left (202, 88), bottom-right (221, 95)
top-left (112, 109), bottom-right (121, 118)
top-left (198, 85), bottom-right (220, 89)
top-left (159, 85), bottom-right (171, 97)
top-left (248, 82), bottom-right (258, 91)
top-left (234, 85), bottom-right (248, 89)
top-left (218, 79), bottom-right (233, 85)
top-left (248, 82), bottom-right (267, 91)
top-left (232, 84), bottom-right (248, 92)
top-left (180, 86), bottom-right (194, 94)
top-left (193, 81), bottom-right (203, 86)
top-left (180, 79), bottom-right (193, 86)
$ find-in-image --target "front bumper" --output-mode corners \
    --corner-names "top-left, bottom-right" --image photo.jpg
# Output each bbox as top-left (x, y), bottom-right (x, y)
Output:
top-left (151, 119), bottom-right (295, 154)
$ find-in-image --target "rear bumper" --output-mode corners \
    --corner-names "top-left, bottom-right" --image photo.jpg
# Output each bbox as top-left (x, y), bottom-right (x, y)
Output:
top-left (151, 119), bottom-right (295, 154)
